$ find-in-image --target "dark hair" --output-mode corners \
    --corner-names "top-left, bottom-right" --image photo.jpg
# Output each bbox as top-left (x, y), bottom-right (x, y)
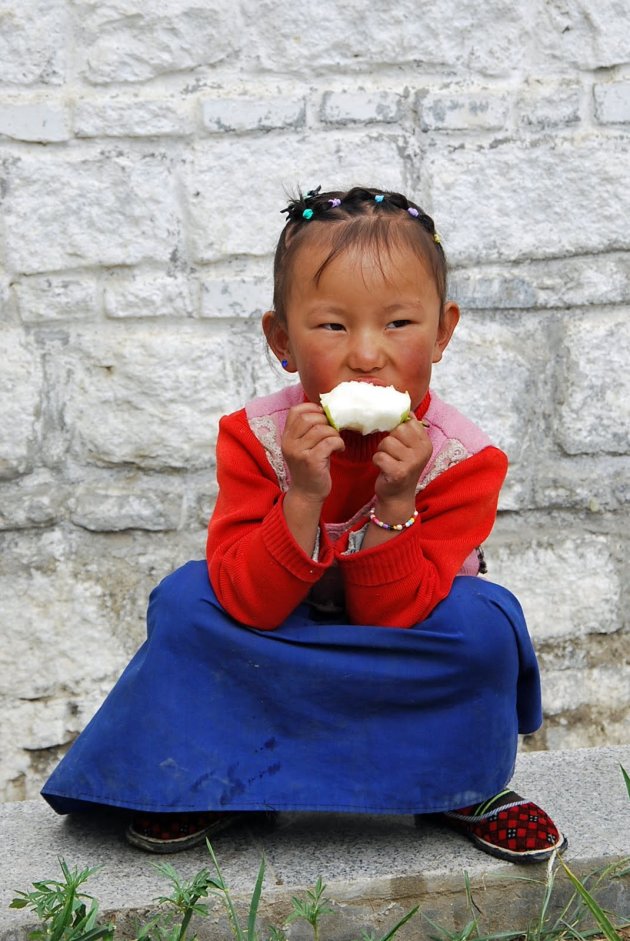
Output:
top-left (272, 185), bottom-right (447, 325)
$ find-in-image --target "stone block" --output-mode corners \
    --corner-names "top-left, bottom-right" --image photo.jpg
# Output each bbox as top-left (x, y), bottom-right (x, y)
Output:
top-left (77, 0), bottom-right (241, 84)
top-left (0, 0), bottom-right (67, 85)
top-left (555, 310), bottom-right (630, 455)
top-left (104, 271), bottom-right (195, 319)
top-left (242, 0), bottom-right (527, 77)
top-left (68, 478), bottom-right (185, 531)
top-left (60, 325), bottom-right (252, 470)
top-left (0, 525), bottom-right (207, 703)
top-left (535, 0), bottom-right (630, 70)
top-left (0, 471), bottom-right (66, 530)
top-left (201, 96), bottom-right (306, 133)
top-left (200, 275), bottom-right (272, 318)
top-left (544, 711), bottom-right (630, 750)
top-left (0, 100), bottom-right (71, 142)
top-left (184, 133), bottom-right (407, 262)
top-left (484, 533), bottom-right (620, 642)
top-left (418, 89), bottom-right (509, 131)
top-left (450, 253), bottom-right (630, 310)
top-left (516, 79), bottom-right (581, 130)
top-left (321, 90), bottom-right (407, 125)
top-left (0, 275), bottom-right (14, 323)
top-left (0, 564), bottom-right (129, 701)
top-left (430, 139), bottom-right (630, 265)
top-left (594, 81), bottom-right (630, 124)
top-left (3, 152), bottom-right (181, 275)
top-left (3, 695), bottom-right (101, 754)
top-left (194, 481), bottom-right (219, 528)
top-left (542, 666), bottom-right (630, 717)
top-left (431, 312), bottom-right (546, 465)
top-left (15, 274), bottom-right (97, 322)
top-left (75, 98), bottom-right (193, 137)
top-left (496, 474), bottom-right (532, 513)
top-left (532, 457), bottom-right (630, 511)
top-left (0, 330), bottom-right (43, 479)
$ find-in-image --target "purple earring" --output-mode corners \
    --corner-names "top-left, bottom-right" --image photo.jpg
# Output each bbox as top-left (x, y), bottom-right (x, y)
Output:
top-left (281, 359), bottom-right (289, 369)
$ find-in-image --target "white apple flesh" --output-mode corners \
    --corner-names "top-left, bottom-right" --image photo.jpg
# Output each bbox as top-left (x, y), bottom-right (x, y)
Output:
top-left (320, 381), bottom-right (411, 435)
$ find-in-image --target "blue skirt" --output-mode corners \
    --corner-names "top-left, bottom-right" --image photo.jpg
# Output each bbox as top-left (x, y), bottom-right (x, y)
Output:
top-left (42, 562), bottom-right (542, 816)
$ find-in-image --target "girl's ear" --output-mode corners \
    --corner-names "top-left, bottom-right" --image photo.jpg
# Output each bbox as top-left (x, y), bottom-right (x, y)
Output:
top-left (262, 311), bottom-right (296, 371)
top-left (432, 301), bottom-right (460, 364)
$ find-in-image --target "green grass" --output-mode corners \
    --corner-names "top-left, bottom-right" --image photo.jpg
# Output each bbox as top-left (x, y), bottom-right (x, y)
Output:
top-left (9, 859), bottom-right (114, 941)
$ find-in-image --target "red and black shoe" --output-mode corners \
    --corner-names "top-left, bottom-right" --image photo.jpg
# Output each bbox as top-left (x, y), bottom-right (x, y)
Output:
top-left (125, 810), bottom-right (279, 853)
top-left (126, 810), bottom-right (241, 853)
top-left (441, 790), bottom-right (568, 863)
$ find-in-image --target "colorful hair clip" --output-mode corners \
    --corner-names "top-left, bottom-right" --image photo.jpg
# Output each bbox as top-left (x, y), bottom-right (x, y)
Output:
top-left (407, 207), bottom-right (419, 217)
top-left (304, 186), bottom-right (321, 199)
top-left (374, 194), bottom-right (385, 203)
top-left (302, 208), bottom-right (314, 220)
top-left (433, 232), bottom-right (442, 244)
top-left (329, 198), bottom-right (341, 208)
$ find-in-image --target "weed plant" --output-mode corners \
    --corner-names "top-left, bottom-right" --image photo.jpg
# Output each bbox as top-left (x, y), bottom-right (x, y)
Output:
top-left (10, 859), bottom-right (114, 941)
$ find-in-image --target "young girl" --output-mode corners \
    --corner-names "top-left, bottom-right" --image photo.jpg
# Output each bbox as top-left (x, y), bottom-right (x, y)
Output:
top-left (42, 185), bottom-right (566, 864)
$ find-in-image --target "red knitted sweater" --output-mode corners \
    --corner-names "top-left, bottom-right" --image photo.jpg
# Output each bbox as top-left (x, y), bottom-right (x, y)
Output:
top-left (206, 386), bottom-right (507, 630)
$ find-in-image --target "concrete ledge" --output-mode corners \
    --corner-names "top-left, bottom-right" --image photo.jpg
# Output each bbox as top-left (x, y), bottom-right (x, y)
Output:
top-left (2, 746), bottom-right (629, 940)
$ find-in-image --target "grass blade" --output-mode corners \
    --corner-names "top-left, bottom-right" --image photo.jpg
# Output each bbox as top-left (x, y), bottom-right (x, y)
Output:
top-left (621, 765), bottom-right (630, 800)
top-left (206, 839), bottom-right (245, 941)
top-left (247, 856), bottom-right (265, 941)
top-left (558, 858), bottom-right (622, 941)
top-left (374, 905), bottom-right (419, 941)
top-left (73, 927), bottom-right (115, 941)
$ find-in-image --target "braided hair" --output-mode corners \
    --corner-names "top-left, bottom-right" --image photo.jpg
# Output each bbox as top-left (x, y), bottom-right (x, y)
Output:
top-left (272, 185), bottom-right (447, 327)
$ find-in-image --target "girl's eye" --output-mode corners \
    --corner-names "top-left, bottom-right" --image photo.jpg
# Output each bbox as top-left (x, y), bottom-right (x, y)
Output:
top-left (387, 319), bottom-right (412, 329)
top-left (321, 322), bottom-right (345, 331)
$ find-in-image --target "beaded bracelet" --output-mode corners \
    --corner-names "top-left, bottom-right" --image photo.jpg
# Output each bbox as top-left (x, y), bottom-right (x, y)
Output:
top-left (368, 507), bottom-right (418, 532)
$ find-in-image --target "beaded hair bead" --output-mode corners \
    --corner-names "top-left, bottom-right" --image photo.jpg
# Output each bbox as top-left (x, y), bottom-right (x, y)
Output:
top-left (280, 188), bottom-right (444, 254)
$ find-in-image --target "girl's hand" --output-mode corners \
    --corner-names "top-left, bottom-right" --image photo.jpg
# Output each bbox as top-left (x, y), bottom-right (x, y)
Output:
top-left (282, 403), bottom-right (345, 504)
top-left (372, 414), bottom-right (432, 512)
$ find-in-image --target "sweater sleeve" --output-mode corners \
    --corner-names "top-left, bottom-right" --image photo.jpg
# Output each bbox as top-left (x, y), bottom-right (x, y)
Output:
top-left (206, 410), bottom-right (335, 630)
top-left (338, 446), bottom-right (508, 628)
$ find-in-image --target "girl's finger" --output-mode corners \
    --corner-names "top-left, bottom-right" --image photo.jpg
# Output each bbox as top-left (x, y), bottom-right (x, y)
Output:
top-left (290, 422), bottom-right (343, 451)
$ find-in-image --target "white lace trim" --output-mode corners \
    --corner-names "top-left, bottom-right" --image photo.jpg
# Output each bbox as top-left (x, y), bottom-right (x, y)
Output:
top-left (417, 439), bottom-right (471, 493)
top-left (249, 415), bottom-right (289, 492)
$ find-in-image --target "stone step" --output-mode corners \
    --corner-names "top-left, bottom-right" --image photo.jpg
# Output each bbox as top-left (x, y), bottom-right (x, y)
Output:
top-left (2, 746), bottom-right (629, 941)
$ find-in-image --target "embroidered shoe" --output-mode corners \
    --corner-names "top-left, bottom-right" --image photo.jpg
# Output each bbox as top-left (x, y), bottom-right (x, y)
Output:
top-left (441, 790), bottom-right (568, 863)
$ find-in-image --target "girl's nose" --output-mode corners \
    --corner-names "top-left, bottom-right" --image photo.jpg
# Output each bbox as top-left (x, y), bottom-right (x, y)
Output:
top-left (348, 333), bottom-right (385, 371)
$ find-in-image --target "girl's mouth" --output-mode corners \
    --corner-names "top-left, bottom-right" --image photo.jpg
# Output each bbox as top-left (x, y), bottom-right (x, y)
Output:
top-left (351, 377), bottom-right (387, 386)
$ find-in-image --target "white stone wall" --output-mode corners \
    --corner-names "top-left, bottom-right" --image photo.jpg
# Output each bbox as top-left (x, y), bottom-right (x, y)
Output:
top-left (1, 0), bottom-right (629, 801)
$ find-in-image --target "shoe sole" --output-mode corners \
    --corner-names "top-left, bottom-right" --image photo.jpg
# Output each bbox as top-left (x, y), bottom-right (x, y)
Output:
top-left (125, 814), bottom-right (241, 854)
top-left (468, 830), bottom-right (568, 864)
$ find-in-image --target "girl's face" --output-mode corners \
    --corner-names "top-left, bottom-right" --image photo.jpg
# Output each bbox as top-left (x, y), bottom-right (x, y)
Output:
top-left (264, 234), bottom-right (459, 411)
